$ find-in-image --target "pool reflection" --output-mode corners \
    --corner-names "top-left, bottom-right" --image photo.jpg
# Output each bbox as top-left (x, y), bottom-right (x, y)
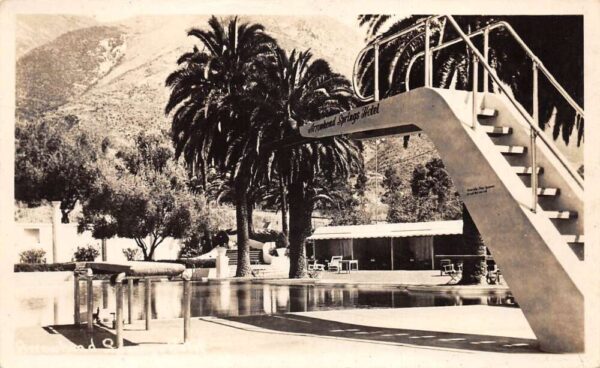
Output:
top-left (15, 280), bottom-right (514, 327)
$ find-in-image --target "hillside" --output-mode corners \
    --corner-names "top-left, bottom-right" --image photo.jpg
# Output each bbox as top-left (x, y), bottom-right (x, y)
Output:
top-left (16, 15), bottom-right (364, 138)
top-left (16, 26), bottom-right (126, 118)
top-left (16, 15), bottom-right (99, 58)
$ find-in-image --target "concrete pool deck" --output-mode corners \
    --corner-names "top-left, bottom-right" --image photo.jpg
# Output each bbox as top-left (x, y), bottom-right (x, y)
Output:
top-left (11, 305), bottom-right (590, 368)
top-left (251, 270), bottom-right (510, 292)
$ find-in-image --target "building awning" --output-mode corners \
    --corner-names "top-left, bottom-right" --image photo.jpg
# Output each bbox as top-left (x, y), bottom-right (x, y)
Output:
top-left (308, 220), bottom-right (463, 240)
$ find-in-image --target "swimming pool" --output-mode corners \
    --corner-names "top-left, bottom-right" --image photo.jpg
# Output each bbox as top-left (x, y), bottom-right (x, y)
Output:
top-left (16, 279), bottom-right (514, 327)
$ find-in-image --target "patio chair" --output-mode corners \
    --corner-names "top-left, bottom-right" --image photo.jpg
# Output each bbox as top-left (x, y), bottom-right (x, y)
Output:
top-left (308, 261), bottom-right (325, 271)
top-left (442, 262), bottom-right (456, 276)
top-left (328, 256), bottom-right (343, 272)
top-left (440, 259), bottom-right (452, 276)
top-left (487, 264), bottom-right (502, 284)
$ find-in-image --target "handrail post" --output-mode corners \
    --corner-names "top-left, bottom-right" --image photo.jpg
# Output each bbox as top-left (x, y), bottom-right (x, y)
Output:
top-left (483, 28), bottom-right (489, 93)
top-left (531, 62), bottom-right (539, 213)
top-left (425, 19), bottom-right (431, 87)
top-left (472, 55), bottom-right (479, 129)
top-left (374, 43), bottom-right (380, 101)
top-left (145, 278), bottom-right (151, 330)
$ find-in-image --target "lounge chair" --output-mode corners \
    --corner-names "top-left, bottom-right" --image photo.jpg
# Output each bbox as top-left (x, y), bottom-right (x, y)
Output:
top-left (328, 256), bottom-right (343, 272)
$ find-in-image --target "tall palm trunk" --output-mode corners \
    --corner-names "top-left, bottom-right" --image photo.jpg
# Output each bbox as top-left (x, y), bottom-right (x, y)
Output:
top-left (235, 180), bottom-right (252, 277)
top-left (279, 175), bottom-right (289, 242)
top-left (247, 201), bottom-right (254, 237)
top-left (288, 181), bottom-right (311, 278)
top-left (459, 204), bottom-right (487, 284)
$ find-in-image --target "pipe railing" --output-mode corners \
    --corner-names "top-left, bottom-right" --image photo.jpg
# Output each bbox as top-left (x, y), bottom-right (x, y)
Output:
top-left (352, 15), bottom-right (443, 102)
top-left (352, 15), bottom-right (584, 201)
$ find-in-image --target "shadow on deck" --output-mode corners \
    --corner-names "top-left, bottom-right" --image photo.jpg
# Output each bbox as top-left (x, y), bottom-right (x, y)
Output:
top-left (218, 313), bottom-right (539, 353)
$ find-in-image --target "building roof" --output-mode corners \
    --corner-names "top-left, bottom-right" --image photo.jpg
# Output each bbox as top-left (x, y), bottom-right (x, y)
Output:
top-left (308, 220), bottom-right (463, 240)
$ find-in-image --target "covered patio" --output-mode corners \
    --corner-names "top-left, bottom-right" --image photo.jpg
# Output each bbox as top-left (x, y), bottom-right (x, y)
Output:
top-left (307, 220), bottom-right (464, 271)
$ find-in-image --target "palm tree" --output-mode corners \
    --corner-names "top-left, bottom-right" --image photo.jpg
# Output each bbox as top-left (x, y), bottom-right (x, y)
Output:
top-left (165, 16), bottom-right (276, 276)
top-left (356, 15), bottom-right (583, 145)
top-left (251, 48), bottom-right (363, 278)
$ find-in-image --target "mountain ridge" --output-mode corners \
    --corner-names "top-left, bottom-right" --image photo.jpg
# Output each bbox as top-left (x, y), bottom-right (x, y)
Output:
top-left (16, 15), bottom-right (364, 140)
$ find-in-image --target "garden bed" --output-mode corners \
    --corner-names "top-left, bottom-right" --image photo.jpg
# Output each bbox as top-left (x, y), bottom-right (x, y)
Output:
top-left (14, 262), bottom-right (77, 272)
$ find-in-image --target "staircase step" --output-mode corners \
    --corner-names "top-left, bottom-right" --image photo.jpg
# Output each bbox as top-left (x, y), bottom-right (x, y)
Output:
top-left (498, 145), bottom-right (526, 155)
top-left (478, 108), bottom-right (497, 117)
top-left (530, 187), bottom-right (560, 196)
top-left (513, 166), bottom-right (543, 175)
top-left (563, 235), bottom-right (584, 244)
top-left (545, 210), bottom-right (578, 220)
top-left (482, 125), bottom-right (512, 135)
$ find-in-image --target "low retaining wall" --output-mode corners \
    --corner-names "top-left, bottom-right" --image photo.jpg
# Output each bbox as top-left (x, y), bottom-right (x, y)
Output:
top-left (13, 270), bottom-right (74, 284)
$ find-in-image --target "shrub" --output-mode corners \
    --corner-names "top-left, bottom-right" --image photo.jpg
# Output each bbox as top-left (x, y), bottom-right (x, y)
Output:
top-left (73, 244), bottom-right (100, 261)
top-left (275, 232), bottom-right (289, 248)
top-left (122, 247), bottom-right (140, 261)
top-left (251, 229), bottom-right (283, 243)
top-left (19, 248), bottom-right (47, 264)
top-left (178, 236), bottom-right (203, 258)
top-left (14, 262), bottom-right (76, 272)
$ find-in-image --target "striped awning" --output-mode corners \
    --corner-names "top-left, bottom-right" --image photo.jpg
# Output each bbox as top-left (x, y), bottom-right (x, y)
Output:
top-left (308, 220), bottom-right (463, 240)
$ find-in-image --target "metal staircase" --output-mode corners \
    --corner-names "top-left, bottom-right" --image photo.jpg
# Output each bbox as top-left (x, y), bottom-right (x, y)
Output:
top-left (299, 15), bottom-right (585, 353)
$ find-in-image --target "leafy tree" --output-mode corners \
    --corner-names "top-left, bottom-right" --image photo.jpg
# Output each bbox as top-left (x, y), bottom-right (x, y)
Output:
top-left (79, 131), bottom-right (208, 261)
top-left (411, 158), bottom-right (455, 205)
top-left (15, 115), bottom-right (100, 223)
top-left (384, 158), bottom-right (461, 223)
top-left (166, 16), bottom-right (276, 276)
top-left (318, 176), bottom-right (371, 226)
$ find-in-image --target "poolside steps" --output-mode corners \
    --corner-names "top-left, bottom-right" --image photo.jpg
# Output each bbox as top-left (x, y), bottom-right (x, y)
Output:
top-left (513, 166), bottom-right (543, 175)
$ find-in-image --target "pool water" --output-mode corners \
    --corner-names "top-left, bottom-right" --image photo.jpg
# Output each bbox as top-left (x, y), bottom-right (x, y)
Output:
top-left (16, 280), bottom-right (514, 327)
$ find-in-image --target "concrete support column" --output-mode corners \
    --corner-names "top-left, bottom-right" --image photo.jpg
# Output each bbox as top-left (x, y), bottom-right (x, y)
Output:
top-left (114, 273), bottom-right (126, 348)
top-left (51, 201), bottom-right (61, 263)
top-left (127, 278), bottom-right (134, 324)
top-left (86, 270), bottom-right (94, 332)
top-left (216, 248), bottom-right (229, 279)
top-left (74, 273), bottom-right (81, 324)
top-left (182, 270), bottom-right (193, 343)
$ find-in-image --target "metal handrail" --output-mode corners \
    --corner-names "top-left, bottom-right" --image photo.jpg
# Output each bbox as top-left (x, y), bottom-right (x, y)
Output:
top-left (443, 15), bottom-right (583, 190)
top-left (405, 21), bottom-right (584, 117)
top-left (352, 15), bottom-right (443, 102)
top-left (354, 16), bottom-right (583, 118)
top-left (352, 14), bottom-right (584, 191)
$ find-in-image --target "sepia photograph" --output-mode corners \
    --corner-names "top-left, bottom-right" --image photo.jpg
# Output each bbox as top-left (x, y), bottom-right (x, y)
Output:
top-left (0, 0), bottom-right (599, 367)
